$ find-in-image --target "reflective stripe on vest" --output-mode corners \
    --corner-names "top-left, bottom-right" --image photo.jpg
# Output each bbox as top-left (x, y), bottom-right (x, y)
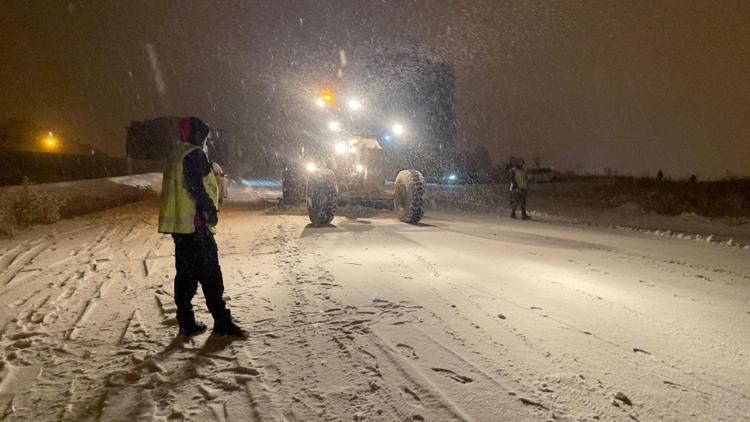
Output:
top-left (158, 143), bottom-right (220, 234)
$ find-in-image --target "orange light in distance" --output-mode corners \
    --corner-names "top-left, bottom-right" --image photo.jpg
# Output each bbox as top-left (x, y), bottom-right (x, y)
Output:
top-left (320, 91), bottom-right (335, 105)
top-left (43, 132), bottom-right (59, 150)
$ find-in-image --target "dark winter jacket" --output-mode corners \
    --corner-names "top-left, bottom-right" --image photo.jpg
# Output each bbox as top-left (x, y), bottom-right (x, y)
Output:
top-left (183, 149), bottom-right (215, 226)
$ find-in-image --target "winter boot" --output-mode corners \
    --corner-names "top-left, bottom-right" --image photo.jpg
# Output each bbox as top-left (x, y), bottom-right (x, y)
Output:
top-left (179, 321), bottom-right (207, 338)
top-left (215, 321), bottom-right (247, 338)
top-left (214, 310), bottom-right (247, 338)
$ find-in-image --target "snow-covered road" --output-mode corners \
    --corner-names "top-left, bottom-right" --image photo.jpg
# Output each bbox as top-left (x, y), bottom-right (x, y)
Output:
top-left (0, 198), bottom-right (748, 421)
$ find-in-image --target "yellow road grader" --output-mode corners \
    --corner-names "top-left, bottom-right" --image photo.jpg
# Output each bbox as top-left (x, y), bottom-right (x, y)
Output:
top-left (282, 134), bottom-right (425, 226)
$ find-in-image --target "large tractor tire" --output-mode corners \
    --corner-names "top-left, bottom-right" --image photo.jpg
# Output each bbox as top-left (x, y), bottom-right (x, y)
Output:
top-left (394, 169), bottom-right (425, 224)
top-left (306, 168), bottom-right (337, 226)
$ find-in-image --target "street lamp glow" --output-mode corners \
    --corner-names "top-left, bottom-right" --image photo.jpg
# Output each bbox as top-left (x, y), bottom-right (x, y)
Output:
top-left (335, 142), bottom-right (347, 155)
top-left (328, 121), bottom-right (341, 132)
top-left (315, 98), bottom-right (325, 107)
top-left (348, 98), bottom-right (362, 111)
top-left (392, 123), bottom-right (405, 136)
top-left (355, 164), bottom-right (364, 173)
top-left (43, 132), bottom-right (59, 150)
top-left (306, 162), bottom-right (317, 173)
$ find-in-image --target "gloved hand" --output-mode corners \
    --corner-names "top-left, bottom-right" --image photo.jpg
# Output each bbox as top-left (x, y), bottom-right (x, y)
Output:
top-left (204, 207), bottom-right (219, 226)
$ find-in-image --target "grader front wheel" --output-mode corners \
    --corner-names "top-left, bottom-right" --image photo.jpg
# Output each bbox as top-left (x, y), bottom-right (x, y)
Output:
top-left (394, 169), bottom-right (425, 224)
top-left (306, 168), bottom-right (337, 227)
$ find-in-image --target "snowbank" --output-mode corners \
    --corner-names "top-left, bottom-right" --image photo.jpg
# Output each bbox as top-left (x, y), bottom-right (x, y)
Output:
top-left (422, 184), bottom-right (750, 249)
top-left (224, 182), bottom-right (280, 209)
top-left (107, 173), bottom-right (163, 190)
top-left (0, 173), bottom-right (162, 237)
top-left (0, 173), bottom-right (281, 237)
top-left (613, 201), bottom-right (647, 215)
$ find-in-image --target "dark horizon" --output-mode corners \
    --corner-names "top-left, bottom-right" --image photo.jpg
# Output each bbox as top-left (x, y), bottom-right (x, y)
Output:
top-left (1, 0), bottom-right (749, 179)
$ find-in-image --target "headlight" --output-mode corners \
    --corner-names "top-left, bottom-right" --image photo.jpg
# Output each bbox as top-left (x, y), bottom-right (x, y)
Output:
top-left (348, 98), bottom-right (362, 111)
top-left (306, 162), bottom-right (317, 173)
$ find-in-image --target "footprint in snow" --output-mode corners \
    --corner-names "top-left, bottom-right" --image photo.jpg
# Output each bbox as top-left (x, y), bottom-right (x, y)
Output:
top-left (402, 385), bottom-right (421, 401)
top-left (431, 368), bottom-right (473, 384)
top-left (396, 343), bottom-right (418, 359)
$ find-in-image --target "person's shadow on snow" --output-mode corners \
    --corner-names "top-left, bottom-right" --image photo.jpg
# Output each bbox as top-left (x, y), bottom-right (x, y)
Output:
top-left (86, 332), bottom-right (242, 420)
top-left (197, 332), bottom-right (239, 353)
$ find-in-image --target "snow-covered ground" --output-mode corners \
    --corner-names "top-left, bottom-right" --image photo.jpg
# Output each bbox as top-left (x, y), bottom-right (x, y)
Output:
top-left (0, 183), bottom-right (749, 421)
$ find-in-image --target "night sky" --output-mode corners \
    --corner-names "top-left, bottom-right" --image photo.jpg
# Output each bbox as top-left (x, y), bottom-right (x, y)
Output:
top-left (2, 0), bottom-right (749, 178)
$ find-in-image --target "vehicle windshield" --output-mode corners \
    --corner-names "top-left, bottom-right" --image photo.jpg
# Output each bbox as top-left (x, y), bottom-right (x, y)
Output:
top-left (1, 1), bottom-right (749, 420)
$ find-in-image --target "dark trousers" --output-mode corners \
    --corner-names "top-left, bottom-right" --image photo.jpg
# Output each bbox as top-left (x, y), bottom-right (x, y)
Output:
top-left (172, 226), bottom-right (229, 328)
top-left (511, 188), bottom-right (528, 217)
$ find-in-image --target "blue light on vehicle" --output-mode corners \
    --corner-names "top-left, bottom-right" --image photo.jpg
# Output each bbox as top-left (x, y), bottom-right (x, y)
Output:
top-left (448, 174), bottom-right (457, 181)
top-left (383, 134), bottom-right (391, 141)
top-left (240, 178), bottom-right (282, 188)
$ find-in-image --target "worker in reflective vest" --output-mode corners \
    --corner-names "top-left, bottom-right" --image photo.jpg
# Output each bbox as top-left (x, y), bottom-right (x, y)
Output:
top-left (158, 117), bottom-right (245, 338)
top-left (509, 158), bottom-right (530, 220)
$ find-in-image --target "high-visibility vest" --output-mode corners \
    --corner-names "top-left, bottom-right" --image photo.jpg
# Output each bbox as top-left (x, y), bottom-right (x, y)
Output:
top-left (158, 142), bottom-right (220, 234)
top-left (513, 168), bottom-right (527, 189)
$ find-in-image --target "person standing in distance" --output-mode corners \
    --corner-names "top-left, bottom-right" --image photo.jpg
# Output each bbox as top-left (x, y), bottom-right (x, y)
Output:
top-left (509, 158), bottom-right (530, 220)
top-left (158, 117), bottom-right (245, 338)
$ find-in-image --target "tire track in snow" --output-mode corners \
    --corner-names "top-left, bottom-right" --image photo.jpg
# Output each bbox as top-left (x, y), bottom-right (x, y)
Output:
top-left (228, 217), bottom-right (417, 421)
top-left (0, 202), bottom-right (171, 421)
top-left (0, 242), bottom-right (47, 287)
top-left (395, 226), bottom-right (750, 420)
top-left (437, 257), bottom-right (750, 412)
top-left (287, 216), bottom-right (519, 421)
top-left (323, 220), bottom-right (639, 420)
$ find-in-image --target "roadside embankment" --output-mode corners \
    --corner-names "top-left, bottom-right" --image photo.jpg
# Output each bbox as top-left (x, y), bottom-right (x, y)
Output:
top-left (0, 173), bottom-right (161, 237)
top-left (425, 178), bottom-right (750, 247)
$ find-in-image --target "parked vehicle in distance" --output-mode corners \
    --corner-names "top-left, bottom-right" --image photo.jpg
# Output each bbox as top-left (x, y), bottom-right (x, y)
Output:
top-left (528, 167), bottom-right (558, 183)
